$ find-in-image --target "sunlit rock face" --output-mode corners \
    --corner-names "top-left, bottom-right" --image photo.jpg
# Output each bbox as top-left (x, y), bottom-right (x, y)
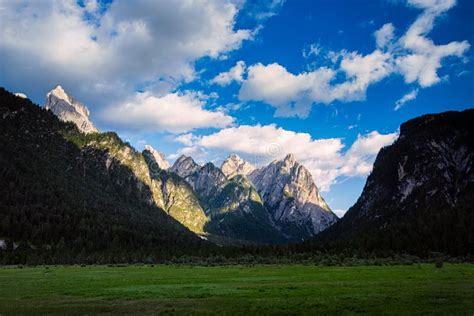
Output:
top-left (143, 145), bottom-right (170, 170)
top-left (221, 154), bottom-right (255, 179)
top-left (45, 85), bottom-right (98, 134)
top-left (249, 153), bottom-right (337, 240)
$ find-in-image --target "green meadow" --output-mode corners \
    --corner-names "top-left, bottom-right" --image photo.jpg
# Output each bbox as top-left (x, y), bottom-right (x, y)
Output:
top-left (0, 264), bottom-right (473, 315)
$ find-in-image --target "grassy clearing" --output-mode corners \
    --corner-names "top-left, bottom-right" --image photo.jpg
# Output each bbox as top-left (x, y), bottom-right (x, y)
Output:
top-left (0, 264), bottom-right (473, 315)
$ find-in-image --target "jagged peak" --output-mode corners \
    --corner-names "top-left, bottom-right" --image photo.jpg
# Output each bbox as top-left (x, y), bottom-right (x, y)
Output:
top-left (221, 153), bottom-right (255, 178)
top-left (203, 161), bottom-right (218, 169)
top-left (175, 154), bottom-right (194, 164)
top-left (202, 162), bottom-right (226, 175)
top-left (47, 85), bottom-right (69, 101)
top-left (283, 153), bottom-right (296, 165)
top-left (171, 154), bottom-right (200, 178)
top-left (44, 85), bottom-right (98, 134)
top-left (143, 145), bottom-right (170, 170)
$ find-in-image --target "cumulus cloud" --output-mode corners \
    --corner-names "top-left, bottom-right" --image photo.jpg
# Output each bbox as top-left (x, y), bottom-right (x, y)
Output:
top-left (0, 0), bottom-right (252, 113)
top-left (174, 133), bottom-right (197, 146)
top-left (239, 63), bottom-right (336, 117)
top-left (239, 50), bottom-right (392, 118)
top-left (102, 91), bottom-right (234, 134)
top-left (394, 89), bottom-right (419, 110)
top-left (375, 23), bottom-right (396, 49)
top-left (210, 61), bottom-right (246, 86)
top-left (235, 0), bottom-right (469, 117)
top-left (395, 0), bottom-right (470, 87)
top-left (182, 124), bottom-right (397, 191)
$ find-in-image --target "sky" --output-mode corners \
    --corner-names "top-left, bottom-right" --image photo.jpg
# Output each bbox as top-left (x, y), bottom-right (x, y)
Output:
top-left (1, 0), bottom-right (473, 216)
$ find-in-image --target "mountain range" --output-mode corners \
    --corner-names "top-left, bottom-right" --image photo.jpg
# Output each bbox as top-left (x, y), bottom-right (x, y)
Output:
top-left (1, 86), bottom-right (337, 248)
top-left (1, 85), bottom-right (472, 262)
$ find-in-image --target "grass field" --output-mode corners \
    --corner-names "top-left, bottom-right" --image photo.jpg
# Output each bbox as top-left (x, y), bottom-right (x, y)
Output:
top-left (0, 264), bottom-right (473, 315)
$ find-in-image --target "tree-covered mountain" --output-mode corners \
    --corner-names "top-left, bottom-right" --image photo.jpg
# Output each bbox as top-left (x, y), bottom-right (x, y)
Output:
top-left (0, 85), bottom-right (335, 254)
top-left (142, 147), bottom-right (208, 233)
top-left (0, 87), bottom-right (213, 264)
top-left (316, 109), bottom-right (474, 256)
top-left (204, 175), bottom-right (285, 244)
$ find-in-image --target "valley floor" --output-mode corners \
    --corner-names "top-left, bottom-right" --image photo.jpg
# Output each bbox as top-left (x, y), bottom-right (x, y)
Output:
top-left (0, 264), bottom-right (472, 315)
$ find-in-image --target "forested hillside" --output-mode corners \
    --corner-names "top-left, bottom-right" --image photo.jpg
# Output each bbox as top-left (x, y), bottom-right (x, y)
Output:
top-left (314, 109), bottom-right (474, 256)
top-left (0, 88), bottom-right (213, 264)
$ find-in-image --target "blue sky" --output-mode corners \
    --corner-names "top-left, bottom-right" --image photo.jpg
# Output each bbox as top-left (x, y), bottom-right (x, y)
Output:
top-left (1, 0), bottom-right (473, 215)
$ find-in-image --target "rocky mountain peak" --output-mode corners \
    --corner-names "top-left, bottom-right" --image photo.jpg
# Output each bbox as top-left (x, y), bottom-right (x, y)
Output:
top-left (283, 153), bottom-right (296, 166)
top-left (45, 85), bottom-right (98, 134)
top-left (143, 145), bottom-right (170, 170)
top-left (170, 155), bottom-right (200, 178)
top-left (221, 154), bottom-right (255, 178)
top-left (249, 154), bottom-right (336, 239)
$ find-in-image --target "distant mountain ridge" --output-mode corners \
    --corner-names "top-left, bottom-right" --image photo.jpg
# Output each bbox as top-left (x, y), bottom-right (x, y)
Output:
top-left (168, 151), bottom-right (337, 242)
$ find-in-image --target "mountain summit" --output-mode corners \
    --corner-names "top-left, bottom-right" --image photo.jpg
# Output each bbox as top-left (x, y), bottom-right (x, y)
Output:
top-left (221, 154), bottom-right (255, 178)
top-left (45, 85), bottom-right (98, 134)
top-left (319, 109), bottom-right (474, 255)
top-left (143, 145), bottom-right (170, 170)
top-left (170, 155), bottom-right (201, 178)
top-left (249, 153), bottom-right (337, 240)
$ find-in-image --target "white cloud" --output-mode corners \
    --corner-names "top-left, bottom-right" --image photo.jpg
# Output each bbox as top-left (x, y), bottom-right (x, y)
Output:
top-left (102, 91), bottom-right (234, 134)
top-left (395, 0), bottom-right (470, 87)
top-left (0, 0), bottom-right (252, 113)
top-left (239, 63), bottom-right (336, 117)
top-left (394, 89), bottom-right (419, 110)
top-left (302, 43), bottom-right (322, 59)
top-left (239, 50), bottom-right (392, 117)
top-left (174, 133), bottom-right (197, 146)
top-left (339, 131), bottom-right (398, 177)
top-left (187, 124), bottom-right (397, 191)
top-left (334, 50), bottom-right (393, 101)
top-left (235, 0), bottom-right (469, 117)
top-left (210, 61), bottom-right (246, 86)
top-left (375, 23), bottom-right (395, 49)
top-left (245, 0), bottom-right (286, 21)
